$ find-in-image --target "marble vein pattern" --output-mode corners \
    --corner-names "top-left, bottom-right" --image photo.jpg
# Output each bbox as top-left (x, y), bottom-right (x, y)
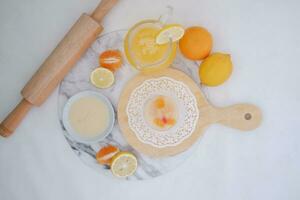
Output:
top-left (58, 30), bottom-right (205, 180)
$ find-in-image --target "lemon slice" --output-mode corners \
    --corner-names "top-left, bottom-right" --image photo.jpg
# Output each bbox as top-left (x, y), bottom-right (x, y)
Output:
top-left (110, 152), bottom-right (137, 178)
top-left (90, 68), bottom-right (114, 88)
top-left (156, 24), bottom-right (185, 45)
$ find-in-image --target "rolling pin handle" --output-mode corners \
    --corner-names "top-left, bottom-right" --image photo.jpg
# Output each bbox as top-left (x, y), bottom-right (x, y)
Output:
top-left (0, 99), bottom-right (33, 137)
top-left (0, 0), bottom-right (118, 138)
top-left (91, 0), bottom-right (119, 23)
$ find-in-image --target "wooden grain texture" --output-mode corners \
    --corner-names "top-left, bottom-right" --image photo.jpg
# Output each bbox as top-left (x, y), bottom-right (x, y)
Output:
top-left (209, 104), bottom-right (262, 131)
top-left (0, 99), bottom-right (32, 137)
top-left (1, 0), bottom-right (119, 137)
top-left (92, 0), bottom-right (119, 23)
top-left (118, 68), bottom-right (262, 157)
top-left (118, 68), bottom-right (209, 157)
top-left (21, 14), bottom-right (102, 106)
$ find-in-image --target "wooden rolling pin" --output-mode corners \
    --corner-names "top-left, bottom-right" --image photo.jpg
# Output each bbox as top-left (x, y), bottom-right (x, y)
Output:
top-left (0, 0), bottom-right (119, 137)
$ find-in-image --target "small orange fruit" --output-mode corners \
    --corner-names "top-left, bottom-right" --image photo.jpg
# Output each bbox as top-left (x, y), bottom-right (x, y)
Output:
top-left (154, 117), bottom-right (176, 128)
top-left (155, 97), bottom-right (165, 109)
top-left (179, 26), bottom-right (213, 60)
top-left (99, 50), bottom-right (122, 72)
top-left (167, 118), bottom-right (176, 125)
top-left (154, 118), bottom-right (165, 128)
top-left (96, 145), bottom-right (120, 165)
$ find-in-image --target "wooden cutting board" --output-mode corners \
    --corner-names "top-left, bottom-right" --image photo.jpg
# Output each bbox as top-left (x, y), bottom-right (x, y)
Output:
top-left (118, 68), bottom-right (262, 157)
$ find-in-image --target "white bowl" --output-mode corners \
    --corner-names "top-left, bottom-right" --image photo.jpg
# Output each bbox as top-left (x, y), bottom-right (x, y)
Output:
top-left (62, 91), bottom-right (115, 144)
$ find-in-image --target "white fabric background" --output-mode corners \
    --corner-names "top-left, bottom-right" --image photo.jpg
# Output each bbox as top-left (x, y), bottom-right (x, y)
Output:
top-left (0, 0), bottom-right (299, 199)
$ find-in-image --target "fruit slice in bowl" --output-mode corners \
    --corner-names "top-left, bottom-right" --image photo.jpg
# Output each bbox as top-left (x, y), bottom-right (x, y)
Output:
top-left (156, 24), bottom-right (185, 45)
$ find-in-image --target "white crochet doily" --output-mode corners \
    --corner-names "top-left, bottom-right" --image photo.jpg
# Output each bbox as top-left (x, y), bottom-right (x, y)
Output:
top-left (126, 77), bottom-right (199, 148)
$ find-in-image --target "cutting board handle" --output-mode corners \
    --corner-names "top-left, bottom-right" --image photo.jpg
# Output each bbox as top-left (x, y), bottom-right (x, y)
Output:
top-left (214, 104), bottom-right (262, 131)
top-left (92, 0), bottom-right (118, 23)
top-left (0, 99), bottom-right (32, 137)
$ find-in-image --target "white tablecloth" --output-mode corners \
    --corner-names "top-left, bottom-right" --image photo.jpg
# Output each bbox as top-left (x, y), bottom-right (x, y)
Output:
top-left (0, 0), bottom-right (299, 199)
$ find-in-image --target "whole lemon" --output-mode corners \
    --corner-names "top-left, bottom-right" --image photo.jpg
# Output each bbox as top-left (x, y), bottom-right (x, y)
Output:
top-left (179, 26), bottom-right (213, 60)
top-left (199, 53), bottom-right (233, 86)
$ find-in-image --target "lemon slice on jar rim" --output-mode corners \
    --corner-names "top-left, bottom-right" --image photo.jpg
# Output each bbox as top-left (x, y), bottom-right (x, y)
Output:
top-left (110, 152), bottom-right (138, 178)
top-left (90, 68), bottom-right (115, 89)
top-left (156, 24), bottom-right (185, 45)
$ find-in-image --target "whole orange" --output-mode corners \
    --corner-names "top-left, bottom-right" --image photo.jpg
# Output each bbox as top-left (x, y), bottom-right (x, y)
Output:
top-left (179, 26), bottom-right (213, 60)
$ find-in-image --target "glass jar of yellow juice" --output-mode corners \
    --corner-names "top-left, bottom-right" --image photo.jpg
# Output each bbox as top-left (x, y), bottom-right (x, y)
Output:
top-left (124, 20), bottom-right (177, 73)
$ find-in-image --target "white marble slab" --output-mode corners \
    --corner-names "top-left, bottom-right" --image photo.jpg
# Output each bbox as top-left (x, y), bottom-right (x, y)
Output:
top-left (1, 0), bottom-right (300, 199)
top-left (58, 30), bottom-right (205, 180)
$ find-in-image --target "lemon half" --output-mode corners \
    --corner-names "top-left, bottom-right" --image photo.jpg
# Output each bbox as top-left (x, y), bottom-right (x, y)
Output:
top-left (110, 152), bottom-right (138, 178)
top-left (156, 24), bottom-right (185, 45)
top-left (90, 68), bottom-right (115, 89)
